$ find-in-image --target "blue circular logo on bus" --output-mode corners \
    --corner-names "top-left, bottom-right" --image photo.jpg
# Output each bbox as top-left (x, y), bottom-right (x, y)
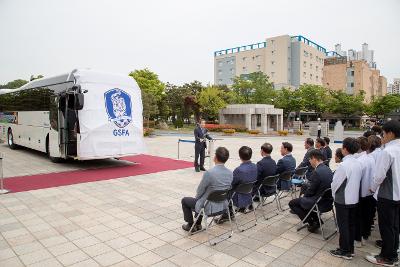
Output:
top-left (104, 88), bottom-right (132, 128)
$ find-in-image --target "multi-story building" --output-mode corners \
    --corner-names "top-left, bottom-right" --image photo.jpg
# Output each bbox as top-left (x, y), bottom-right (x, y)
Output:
top-left (335, 43), bottom-right (376, 69)
top-left (323, 57), bottom-right (387, 102)
top-left (388, 79), bottom-right (400, 94)
top-left (214, 35), bottom-right (326, 89)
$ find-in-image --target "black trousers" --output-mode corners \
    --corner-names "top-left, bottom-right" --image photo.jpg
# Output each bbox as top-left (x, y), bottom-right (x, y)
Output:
top-left (317, 130), bottom-right (321, 138)
top-left (335, 203), bottom-right (357, 254)
top-left (181, 197), bottom-right (202, 225)
top-left (194, 143), bottom-right (205, 168)
top-left (377, 198), bottom-right (400, 261)
top-left (355, 196), bottom-right (376, 241)
top-left (289, 198), bottom-right (318, 224)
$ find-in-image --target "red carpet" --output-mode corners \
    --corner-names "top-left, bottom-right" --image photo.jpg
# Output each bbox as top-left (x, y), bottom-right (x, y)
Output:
top-left (4, 155), bottom-right (193, 193)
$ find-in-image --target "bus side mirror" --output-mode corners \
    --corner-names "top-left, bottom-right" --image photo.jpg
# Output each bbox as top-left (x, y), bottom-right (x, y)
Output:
top-left (74, 93), bottom-right (84, 110)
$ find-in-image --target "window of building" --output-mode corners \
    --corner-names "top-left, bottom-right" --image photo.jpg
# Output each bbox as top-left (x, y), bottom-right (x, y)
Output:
top-left (310, 53), bottom-right (313, 59)
top-left (316, 66), bottom-right (319, 72)
top-left (310, 73), bottom-right (313, 79)
top-left (242, 67), bottom-right (247, 73)
top-left (351, 82), bottom-right (354, 87)
top-left (271, 61), bottom-right (275, 65)
top-left (303, 61), bottom-right (306, 67)
top-left (304, 51), bottom-right (309, 57)
top-left (218, 70), bottom-right (222, 76)
top-left (257, 65), bottom-right (261, 70)
top-left (310, 63), bottom-right (313, 69)
top-left (255, 55), bottom-right (260, 59)
top-left (270, 40), bottom-right (275, 45)
top-left (351, 70), bottom-right (354, 76)
top-left (230, 68), bottom-right (234, 74)
top-left (252, 56), bottom-right (255, 60)
top-left (271, 72), bottom-right (275, 77)
top-left (218, 62), bottom-right (223, 67)
top-left (242, 57), bottom-right (246, 61)
top-left (303, 72), bottom-right (306, 77)
top-left (316, 75), bottom-right (319, 81)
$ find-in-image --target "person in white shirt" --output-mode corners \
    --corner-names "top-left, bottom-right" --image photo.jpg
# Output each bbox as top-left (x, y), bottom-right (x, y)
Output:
top-left (354, 136), bottom-right (376, 247)
top-left (366, 120), bottom-right (400, 266)
top-left (330, 137), bottom-right (363, 260)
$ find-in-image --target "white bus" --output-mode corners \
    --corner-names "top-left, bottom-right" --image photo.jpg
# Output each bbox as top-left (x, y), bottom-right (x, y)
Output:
top-left (0, 69), bottom-right (145, 162)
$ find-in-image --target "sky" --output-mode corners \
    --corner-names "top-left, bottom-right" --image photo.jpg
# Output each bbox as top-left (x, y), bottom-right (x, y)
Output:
top-left (0, 0), bottom-right (399, 85)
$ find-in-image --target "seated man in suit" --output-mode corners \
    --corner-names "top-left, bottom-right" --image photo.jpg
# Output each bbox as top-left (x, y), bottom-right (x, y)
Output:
top-left (217, 146), bottom-right (257, 223)
top-left (298, 138), bottom-right (315, 179)
top-left (181, 147), bottom-right (233, 232)
top-left (289, 150), bottom-right (333, 233)
top-left (276, 142), bottom-right (296, 190)
top-left (323, 137), bottom-right (332, 166)
top-left (253, 143), bottom-right (277, 201)
top-left (315, 138), bottom-right (328, 161)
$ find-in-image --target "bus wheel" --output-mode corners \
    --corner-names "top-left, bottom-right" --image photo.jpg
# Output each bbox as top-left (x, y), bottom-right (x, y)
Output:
top-left (46, 136), bottom-right (62, 163)
top-left (7, 129), bottom-right (17, 150)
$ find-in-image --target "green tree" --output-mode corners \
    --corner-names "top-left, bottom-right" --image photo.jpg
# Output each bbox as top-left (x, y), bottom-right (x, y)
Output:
top-left (297, 84), bottom-right (329, 116)
top-left (129, 68), bottom-right (165, 120)
top-left (142, 91), bottom-right (159, 127)
top-left (328, 90), bottom-right (365, 126)
top-left (366, 94), bottom-right (400, 118)
top-left (198, 86), bottom-right (227, 120)
top-left (0, 79), bottom-right (28, 89)
top-left (231, 72), bottom-right (275, 104)
top-left (274, 88), bottom-right (304, 118)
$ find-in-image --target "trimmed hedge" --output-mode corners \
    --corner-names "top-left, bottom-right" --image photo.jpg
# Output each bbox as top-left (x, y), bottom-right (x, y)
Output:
top-left (205, 124), bottom-right (247, 132)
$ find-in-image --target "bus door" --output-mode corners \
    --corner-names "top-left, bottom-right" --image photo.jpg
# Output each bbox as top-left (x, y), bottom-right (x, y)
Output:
top-left (58, 94), bottom-right (68, 158)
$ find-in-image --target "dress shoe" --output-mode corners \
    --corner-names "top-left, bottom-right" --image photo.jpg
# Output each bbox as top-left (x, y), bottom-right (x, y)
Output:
top-left (200, 166), bottom-right (206, 171)
top-left (195, 167), bottom-right (200, 172)
top-left (182, 223), bottom-right (202, 232)
top-left (307, 222), bottom-right (320, 233)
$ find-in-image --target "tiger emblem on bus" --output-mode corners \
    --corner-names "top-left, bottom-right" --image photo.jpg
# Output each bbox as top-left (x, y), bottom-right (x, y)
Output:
top-left (104, 88), bottom-right (132, 128)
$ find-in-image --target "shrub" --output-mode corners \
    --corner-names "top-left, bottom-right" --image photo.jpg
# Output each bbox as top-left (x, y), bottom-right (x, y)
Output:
top-left (278, 130), bottom-right (288, 136)
top-left (173, 119), bottom-right (184, 128)
top-left (143, 128), bottom-right (154, 136)
top-left (205, 124), bottom-right (247, 132)
top-left (143, 120), bottom-right (156, 128)
top-left (222, 129), bottom-right (235, 134)
top-left (248, 130), bottom-right (260, 135)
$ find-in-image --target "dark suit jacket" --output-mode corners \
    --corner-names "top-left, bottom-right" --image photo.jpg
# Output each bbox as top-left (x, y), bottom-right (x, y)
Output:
top-left (194, 125), bottom-right (212, 148)
top-left (300, 163), bottom-right (333, 210)
top-left (232, 161), bottom-right (258, 208)
top-left (324, 146), bottom-right (332, 166)
top-left (256, 156), bottom-right (277, 183)
top-left (276, 154), bottom-right (296, 174)
top-left (298, 148), bottom-right (315, 179)
top-left (276, 154), bottom-right (296, 190)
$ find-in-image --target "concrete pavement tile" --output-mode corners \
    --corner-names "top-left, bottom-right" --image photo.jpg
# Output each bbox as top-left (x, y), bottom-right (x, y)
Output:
top-left (242, 251), bottom-right (274, 267)
top-left (204, 251), bottom-right (238, 267)
top-left (0, 247), bottom-right (16, 260)
top-left (152, 244), bottom-right (183, 258)
top-left (116, 243), bottom-right (148, 258)
top-left (57, 250), bottom-right (89, 266)
top-left (19, 248), bottom-right (53, 265)
top-left (0, 256), bottom-right (25, 267)
top-left (131, 251), bottom-right (163, 266)
top-left (28, 257), bottom-right (63, 267)
top-left (138, 236), bottom-right (166, 250)
top-left (93, 250), bottom-right (126, 266)
top-left (48, 241), bottom-right (79, 256)
top-left (82, 243), bottom-right (113, 257)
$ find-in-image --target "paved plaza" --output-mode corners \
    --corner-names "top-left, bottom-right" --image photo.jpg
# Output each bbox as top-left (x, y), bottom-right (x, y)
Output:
top-left (0, 134), bottom-right (381, 266)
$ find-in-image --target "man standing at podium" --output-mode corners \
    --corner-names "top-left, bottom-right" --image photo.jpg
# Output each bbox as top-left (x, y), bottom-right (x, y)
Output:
top-left (194, 120), bottom-right (212, 172)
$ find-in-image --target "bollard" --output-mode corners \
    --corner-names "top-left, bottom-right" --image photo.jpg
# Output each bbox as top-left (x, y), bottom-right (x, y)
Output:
top-left (0, 152), bottom-right (10, 194)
